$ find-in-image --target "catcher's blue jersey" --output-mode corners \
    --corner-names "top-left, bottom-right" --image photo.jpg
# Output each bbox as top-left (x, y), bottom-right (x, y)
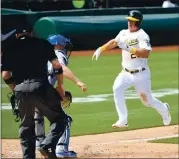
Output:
top-left (47, 50), bottom-right (68, 86)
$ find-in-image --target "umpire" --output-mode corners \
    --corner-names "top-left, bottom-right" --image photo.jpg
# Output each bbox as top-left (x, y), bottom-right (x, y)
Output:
top-left (1, 23), bottom-right (69, 159)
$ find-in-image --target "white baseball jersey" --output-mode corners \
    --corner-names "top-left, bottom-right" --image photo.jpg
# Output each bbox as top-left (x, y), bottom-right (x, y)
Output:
top-left (112, 28), bottom-right (169, 128)
top-left (114, 29), bottom-right (152, 70)
top-left (47, 50), bottom-right (68, 86)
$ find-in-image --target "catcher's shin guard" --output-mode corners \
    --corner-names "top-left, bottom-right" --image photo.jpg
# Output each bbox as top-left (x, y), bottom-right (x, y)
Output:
top-left (56, 116), bottom-right (72, 153)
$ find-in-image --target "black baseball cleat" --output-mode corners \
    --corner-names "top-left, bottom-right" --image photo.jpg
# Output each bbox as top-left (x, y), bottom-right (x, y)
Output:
top-left (39, 147), bottom-right (58, 159)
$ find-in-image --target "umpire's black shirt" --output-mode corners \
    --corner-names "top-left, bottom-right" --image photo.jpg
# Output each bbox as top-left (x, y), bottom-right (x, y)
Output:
top-left (1, 35), bottom-right (57, 84)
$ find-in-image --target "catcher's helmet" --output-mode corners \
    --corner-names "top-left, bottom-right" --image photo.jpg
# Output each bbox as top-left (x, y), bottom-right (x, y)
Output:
top-left (126, 10), bottom-right (143, 27)
top-left (47, 34), bottom-right (73, 59)
top-left (47, 34), bottom-right (71, 46)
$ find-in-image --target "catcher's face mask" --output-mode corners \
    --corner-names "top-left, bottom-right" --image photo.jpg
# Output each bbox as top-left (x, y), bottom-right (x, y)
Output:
top-left (65, 40), bottom-right (73, 59)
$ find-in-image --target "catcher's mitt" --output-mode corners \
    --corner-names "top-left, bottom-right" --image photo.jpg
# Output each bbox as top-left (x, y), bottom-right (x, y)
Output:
top-left (61, 91), bottom-right (72, 109)
top-left (7, 92), bottom-right (20, 122)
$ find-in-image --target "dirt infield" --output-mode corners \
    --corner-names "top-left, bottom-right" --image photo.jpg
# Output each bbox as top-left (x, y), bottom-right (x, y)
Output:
top-left (71, 45), bottom-right (178, 56)
top-left (2, 125), bottom-right (179, 158)
top-left (1, 45), bottom-right (179, 158)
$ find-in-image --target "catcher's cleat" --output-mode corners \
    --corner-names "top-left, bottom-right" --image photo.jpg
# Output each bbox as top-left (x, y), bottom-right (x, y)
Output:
top-left (162, 103), bottom-right (171, 126)
top-left (112, 120), bottom-right (128, 128)
top-left (56, 151), bottom-right (77, 158)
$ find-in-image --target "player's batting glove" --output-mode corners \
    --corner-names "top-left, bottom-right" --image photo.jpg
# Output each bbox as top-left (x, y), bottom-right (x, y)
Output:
top-left (92, 47), bottom-right (101, 60)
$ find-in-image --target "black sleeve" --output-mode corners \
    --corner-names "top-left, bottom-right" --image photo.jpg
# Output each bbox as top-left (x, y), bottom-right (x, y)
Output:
top-left (46, 41), bottom-right (57, 62)
top-left (1, 51), bottom-right (12, 71)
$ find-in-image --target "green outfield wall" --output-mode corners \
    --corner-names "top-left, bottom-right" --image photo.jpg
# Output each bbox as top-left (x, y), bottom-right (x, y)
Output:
top-left (2, 7), bottom-right (179, 50)
top-left (33, 13), bottom-right (179, 49)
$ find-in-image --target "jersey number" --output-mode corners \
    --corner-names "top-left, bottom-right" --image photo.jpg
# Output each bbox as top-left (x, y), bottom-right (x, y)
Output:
top-left (131, 54), bottom-right (137, 59)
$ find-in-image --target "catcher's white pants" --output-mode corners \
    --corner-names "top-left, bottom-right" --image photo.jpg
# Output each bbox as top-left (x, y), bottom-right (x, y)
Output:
top-left (112, 68), bottom-right (169, 123)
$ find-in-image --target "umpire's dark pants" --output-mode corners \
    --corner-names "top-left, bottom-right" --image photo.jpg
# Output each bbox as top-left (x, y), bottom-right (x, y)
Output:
top-left (15, 81), bottom-right (68, 159)
top-left (34, 107), bottom-right (45, 145)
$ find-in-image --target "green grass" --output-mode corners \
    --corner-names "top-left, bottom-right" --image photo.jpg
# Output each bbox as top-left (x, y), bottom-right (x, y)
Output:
top-left (150, 137), bottom-right (179, 144)
top-left (1, 51), bottom-right (179, 138)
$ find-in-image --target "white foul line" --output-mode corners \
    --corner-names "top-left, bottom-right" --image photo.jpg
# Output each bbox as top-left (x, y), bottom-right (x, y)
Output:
top-left (96, 134), bottom-right (179, 145)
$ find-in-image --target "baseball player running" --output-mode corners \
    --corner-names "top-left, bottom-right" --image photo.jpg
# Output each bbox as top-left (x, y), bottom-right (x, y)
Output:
top-left (92, 10), bottom-right (171, 128)
top-left (35, 34), bottom-right (87, 158)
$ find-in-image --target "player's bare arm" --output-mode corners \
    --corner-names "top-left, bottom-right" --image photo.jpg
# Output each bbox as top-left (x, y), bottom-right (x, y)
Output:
top-left (61, 64), bottom-right (87, 92)
top-left (92, 39), bottom-right (118, 60)
top-left (2, 71), bottom-right (15, 92)
top-left (100, 39), bottom-right (118, 51)
top-left (51, 58), bottom-right (65, 99)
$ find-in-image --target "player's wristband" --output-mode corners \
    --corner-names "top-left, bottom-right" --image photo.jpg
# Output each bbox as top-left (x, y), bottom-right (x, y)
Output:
top-left (100, 46), bottom-right (107, 51)
top-left (131, 48), bottom-right (137, 54)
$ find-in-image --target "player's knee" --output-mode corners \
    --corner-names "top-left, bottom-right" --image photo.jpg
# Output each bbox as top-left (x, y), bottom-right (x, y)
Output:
top-left (139, 93), bottom-right (151, 107)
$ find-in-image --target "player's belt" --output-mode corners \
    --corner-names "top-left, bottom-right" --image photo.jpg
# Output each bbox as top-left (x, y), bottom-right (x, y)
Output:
top-left (124, 68), bottom-right (146, 74)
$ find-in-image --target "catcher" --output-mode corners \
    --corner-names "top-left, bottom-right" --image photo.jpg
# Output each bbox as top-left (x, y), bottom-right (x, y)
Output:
top-left (35, 34), bottom-right (87, 158)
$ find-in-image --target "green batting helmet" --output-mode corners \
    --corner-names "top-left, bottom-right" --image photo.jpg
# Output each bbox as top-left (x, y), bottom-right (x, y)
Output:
top-left (126, 10), bottom-right (143, 27)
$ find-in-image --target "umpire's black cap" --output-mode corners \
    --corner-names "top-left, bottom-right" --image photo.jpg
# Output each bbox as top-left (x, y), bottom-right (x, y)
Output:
top-left (15, 20), bottom-right (33, 34)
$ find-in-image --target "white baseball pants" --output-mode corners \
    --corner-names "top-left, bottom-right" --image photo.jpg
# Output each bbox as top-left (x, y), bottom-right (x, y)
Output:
top-left (112, 68), bottom-right (169, 123)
